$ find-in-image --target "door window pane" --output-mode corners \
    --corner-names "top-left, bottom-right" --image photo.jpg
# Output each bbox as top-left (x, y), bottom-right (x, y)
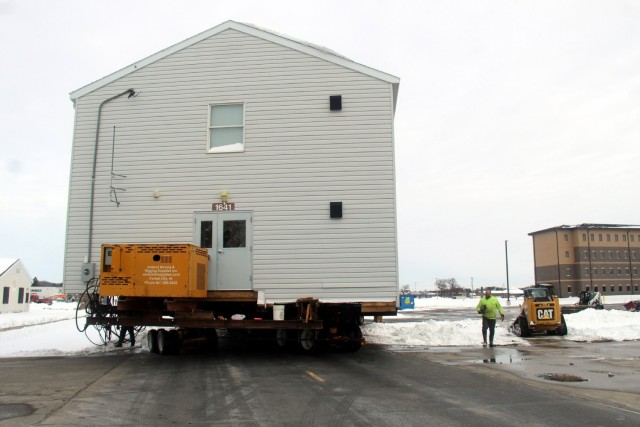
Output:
top-left (200, 221), bottom-right (213, 248)
top-left (223, 220), bottom-right (246, 248)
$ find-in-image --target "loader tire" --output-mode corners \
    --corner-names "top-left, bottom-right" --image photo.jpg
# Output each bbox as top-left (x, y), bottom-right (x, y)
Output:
top-left (557, 314), bottom-right (568, 336)
top-left (514, 316), bottom-right (531, 337)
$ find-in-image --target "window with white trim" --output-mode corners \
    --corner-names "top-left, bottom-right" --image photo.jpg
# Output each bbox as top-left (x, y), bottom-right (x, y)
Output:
top-left (208, 103), bottom-right (244, 153)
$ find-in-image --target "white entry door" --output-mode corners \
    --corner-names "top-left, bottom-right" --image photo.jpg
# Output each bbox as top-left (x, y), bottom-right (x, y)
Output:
top-left (194, 211), bottom-right (252, 290)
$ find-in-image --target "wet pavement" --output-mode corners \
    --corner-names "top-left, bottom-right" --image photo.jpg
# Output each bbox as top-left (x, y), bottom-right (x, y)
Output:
top-left (381, 304), bottom-right (640, 410)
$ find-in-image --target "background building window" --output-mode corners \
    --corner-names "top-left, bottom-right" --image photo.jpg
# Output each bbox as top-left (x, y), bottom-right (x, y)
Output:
top-left (565, 251), bottom-right (570, 259)
top-left (2, 287), bottom-right (8, 304)
top-left (563, 234), bottom-right (569, 242)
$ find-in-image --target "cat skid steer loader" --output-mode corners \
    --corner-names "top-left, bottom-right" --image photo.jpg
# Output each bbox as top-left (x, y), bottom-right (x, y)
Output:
top-left (510, 284), bottom-right (567, 337)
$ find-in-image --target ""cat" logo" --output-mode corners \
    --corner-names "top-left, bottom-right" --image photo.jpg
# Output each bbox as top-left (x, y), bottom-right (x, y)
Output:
top-left (536, 308), bottom-right (554, 320)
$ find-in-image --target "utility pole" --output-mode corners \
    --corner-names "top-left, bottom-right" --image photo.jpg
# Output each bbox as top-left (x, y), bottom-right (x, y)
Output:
top-left (505, 240), bottom-right (511, 303)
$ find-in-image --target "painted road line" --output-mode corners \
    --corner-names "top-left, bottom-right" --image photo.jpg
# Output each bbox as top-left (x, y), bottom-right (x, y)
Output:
top-left (306, 370), bottom-right (325, 383)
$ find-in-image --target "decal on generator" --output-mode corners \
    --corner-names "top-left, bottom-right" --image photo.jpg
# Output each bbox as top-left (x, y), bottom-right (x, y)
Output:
top-left (99, 244), bottom-right (209, 298)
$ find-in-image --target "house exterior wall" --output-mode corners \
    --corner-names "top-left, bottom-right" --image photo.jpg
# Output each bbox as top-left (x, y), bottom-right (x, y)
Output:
top-left (0, 259), bottom-right (31, 314)
top-left (530, 226), bottom-right (640, 297)
top-left (64, 27), bottom-right (399, 303)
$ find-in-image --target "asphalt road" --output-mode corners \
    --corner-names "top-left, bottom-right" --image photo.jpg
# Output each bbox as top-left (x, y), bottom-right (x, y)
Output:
top-left (1, 338), bottom-right (639, 426)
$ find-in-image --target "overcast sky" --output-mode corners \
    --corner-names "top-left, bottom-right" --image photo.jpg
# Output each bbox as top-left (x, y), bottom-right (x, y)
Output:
top-left (1, 0), bottom-right (639, 290)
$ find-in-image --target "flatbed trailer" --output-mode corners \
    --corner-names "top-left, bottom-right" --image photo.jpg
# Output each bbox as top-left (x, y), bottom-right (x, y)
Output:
top-left (77, 244), bottom-right (397, 355)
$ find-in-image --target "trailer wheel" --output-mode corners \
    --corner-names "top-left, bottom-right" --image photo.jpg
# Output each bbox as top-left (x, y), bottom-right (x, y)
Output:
top-left (276, 329), bottom-right (289, 348)
top-left (298, 329), bottom-right (321, 354)
top-left (147, 329), bottom-right (159, 353)
top-left (157, 329), bottom-right (175, 355)
top-left (336, 324), bottom-right (363, 352)
top-left (204, 329), bottom-right (218, 353)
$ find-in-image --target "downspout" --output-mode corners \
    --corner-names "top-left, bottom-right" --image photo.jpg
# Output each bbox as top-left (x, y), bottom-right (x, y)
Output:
top-left (531, 235), bottom-right (538, 284)
top-left (627, 230), bottom-right (634, 295)
top-left (586, 227), bottom-right (593, 290)
top-left (87, 89), bottom-right (136, 262)
top-left (554, 230), bottom-right (562, 297)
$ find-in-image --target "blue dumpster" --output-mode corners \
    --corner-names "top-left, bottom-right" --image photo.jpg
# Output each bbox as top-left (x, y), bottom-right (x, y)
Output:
top-left (399, 294), bottom-right (415, 310)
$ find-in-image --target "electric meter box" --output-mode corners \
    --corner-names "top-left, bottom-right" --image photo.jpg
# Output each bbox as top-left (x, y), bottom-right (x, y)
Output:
top-left (99, 244), bottom-right (209, 298)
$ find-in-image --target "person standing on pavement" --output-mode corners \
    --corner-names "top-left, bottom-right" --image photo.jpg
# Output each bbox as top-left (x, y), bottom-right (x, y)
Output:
top-left (115, 325), bottom-right (135, 347)
top-left (476, 290), bottom-right (504, 347)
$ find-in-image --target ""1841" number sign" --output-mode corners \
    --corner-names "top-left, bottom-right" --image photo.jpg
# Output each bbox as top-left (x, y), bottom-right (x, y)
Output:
top-left (212, 202), bottom-right (235, 211)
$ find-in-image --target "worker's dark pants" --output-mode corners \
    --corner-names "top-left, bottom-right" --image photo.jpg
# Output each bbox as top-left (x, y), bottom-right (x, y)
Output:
top-left (117, 326), bottom-right (135, 346)
top-left (482, 318), bottom-right (496, 344)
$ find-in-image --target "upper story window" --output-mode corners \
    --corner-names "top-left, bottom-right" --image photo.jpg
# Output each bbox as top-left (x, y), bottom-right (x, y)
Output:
top-left (565, 251), bottom-right (570, 259)
top-left (582, 233), bottom-right (587, 242)
top-left (623, 234), bottom-right (627, 242)
top-left (598, 234), bottom-right (603, 241)
top-left (607, 234), bottom-right (611, 242)
top-left (208, 103), bottom-right (245, 153)
top-left (563, 234), bottom-right (569, 242)
top-left (615, 234), bottom-right (619, 242)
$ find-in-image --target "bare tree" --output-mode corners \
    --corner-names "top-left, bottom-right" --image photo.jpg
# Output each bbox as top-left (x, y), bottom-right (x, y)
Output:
top-left (435, 279), bottom-right (448, 296)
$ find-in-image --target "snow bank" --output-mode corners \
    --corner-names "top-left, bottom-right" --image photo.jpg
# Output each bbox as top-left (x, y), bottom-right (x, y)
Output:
top-left (363, 318), bottom-right (527, 347)
top-left (564, 308), bottom-right (640, 342)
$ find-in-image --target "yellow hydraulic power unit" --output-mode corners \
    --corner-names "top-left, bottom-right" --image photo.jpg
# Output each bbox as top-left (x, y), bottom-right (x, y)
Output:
top-left (99, 244), bottom-right (209, 298)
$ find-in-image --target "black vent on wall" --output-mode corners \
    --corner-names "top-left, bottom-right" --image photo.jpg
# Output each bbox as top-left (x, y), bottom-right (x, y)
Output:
top-left (330, 202), bottom-right (343, 218)
top-left (329, 95), bottom-right (342, 111)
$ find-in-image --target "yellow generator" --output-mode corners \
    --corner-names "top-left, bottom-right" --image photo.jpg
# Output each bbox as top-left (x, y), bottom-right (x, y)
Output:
top-left (510, 284), bottom-right (567, 337)
top-left (99, 244), bottom-right (209, 298)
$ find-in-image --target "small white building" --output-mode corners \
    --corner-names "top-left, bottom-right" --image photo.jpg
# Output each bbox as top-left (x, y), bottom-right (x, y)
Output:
top-left (64, 21), bottom-right (400, 309)
top-left (0, 259), bottom-right (31, 314)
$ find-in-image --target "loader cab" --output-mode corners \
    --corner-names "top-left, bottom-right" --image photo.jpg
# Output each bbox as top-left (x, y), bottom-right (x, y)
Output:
top-left (523, 284), bottom-right (554, 302)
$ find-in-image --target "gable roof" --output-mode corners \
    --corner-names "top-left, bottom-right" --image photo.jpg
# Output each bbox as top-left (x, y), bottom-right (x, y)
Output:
top-left (0, 258), bottom-right (18, 277)
top-left (70, 20), bottom-right (400, 108)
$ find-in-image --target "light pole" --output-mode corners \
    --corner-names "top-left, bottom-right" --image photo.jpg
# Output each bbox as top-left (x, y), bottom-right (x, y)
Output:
top-left (505, 240), bottom-right (511, 303)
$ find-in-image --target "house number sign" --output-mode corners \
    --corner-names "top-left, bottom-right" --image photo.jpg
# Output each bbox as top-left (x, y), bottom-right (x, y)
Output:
top-left (212, 202), bottom-right (235, 211)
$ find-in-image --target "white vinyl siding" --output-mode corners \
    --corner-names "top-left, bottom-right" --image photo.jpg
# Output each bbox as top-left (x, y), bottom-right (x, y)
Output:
top-left (64, 28), bottom-right (398, 303)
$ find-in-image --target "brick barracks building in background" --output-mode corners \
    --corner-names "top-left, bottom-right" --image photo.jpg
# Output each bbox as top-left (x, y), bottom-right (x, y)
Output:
top-left (529, 224), bottom-right (640, 298)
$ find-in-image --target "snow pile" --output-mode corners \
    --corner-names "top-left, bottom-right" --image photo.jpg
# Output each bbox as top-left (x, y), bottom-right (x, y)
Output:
top-left (564, 308), bottom-right (640, 342)
top-left (363, 318), bottom-right (526, 347)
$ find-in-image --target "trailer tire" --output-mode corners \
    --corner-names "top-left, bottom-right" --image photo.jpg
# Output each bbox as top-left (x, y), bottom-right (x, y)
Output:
top-left (204, 329), bottom-right (218, 353)
top-left (157, 329), bottom-right (176, 355)
top-left (298, 329), bottom-right (321, 354)
top-left (336, 324), bottom-right (363, 352)
top-left (147, 329), bottom-right (159, 353)
top-left (276, 329), bottom-right (291, 349)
